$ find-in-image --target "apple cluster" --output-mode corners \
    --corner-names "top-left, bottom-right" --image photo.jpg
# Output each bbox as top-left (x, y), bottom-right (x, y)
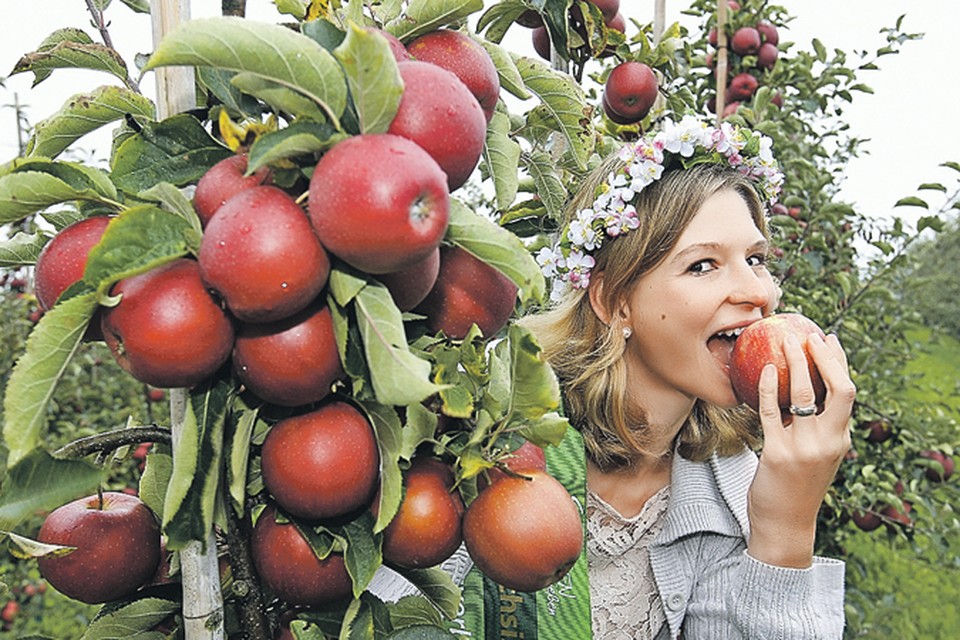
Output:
top-left (704, 3), bottom-right (783, 118)
top-left (520, 0), bottom-right (626, 61)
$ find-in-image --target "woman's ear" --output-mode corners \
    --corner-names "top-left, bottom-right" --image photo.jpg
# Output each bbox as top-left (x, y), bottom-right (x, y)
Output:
top-left (588, 272), bottom-right (616, 326)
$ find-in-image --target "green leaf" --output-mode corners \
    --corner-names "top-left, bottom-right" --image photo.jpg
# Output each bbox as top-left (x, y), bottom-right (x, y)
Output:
top-left (477, 0), bottom-right (532, 44)
top-left (360, 402), bottom-right (404, 534)
top-left (5, 531), bottom-right (75, 560)
top-left (110, 114), bottom-right (233, 194)
top-left (390, 567), bottom-right (461, 619)
top-left (137, 182), bottom-right (203, 236)
top-left (446, 200), bottom-right (545, 304)
top-left (2, 293), bottom-right (98, 465)
top-left (329, 266), bottom-right (370, 307)
top-left (516, 411), bottom-right (568, 448)
top-left (0, 449), bottom-right (103, 531)
top-left (139, 451), bottom-right (173, 521)
top-left (477, 38), bottom-right (530, 100)
top-left (0, 231), bottom-right (47, 267)
top-left (893, 196), bottom-right (928, 209)
top-left (225, 403), bottom-right (259, 514)
top-left (524, 150), bottom-right (568, 219)
top-left (0, 164), bottom-right (120, 224)
top-left (337, 511), bottom-right (383, 597)
top-left (401, 403), bottom-right (439, 461)
top-left (27, 86), bottom-right (155, 159)
top-left (385, 0), bottom-right (485, 42)
top-left (812, 38), bottom-right (827, 62)
top-left (941, 161), bottom-right (960, 173)
top-left (82, 597), bottom-right (180, 640)
top-left (143, 16), bottom-right (348, 126)
top-left (162, 381), bottom-right (231, 550)
top-left (230, 73), bottom-right (330, 122)
top-left (386, 624), bottom-right (457, 639)
top-left (11, 41), bottom-right (129, 87)
top-left (917, 216), bottom-right (944, 233)
top-left (197, 68), bottom-right (262, 118)
top-left (483, 110), bottom-right (521, 210)
top-left (247, 121), bottom-right (344, 174)
top-left (334, 23), bottom-right (405, 135)
top-left (499, 324), bottom-right (560, 420)
top-left (355, 283), bottom-right (443, 406)
top-left (118, 0), bottom-right (151, 13)
top-left (83, 205), bottom-right (199, 299)
top-left (918, 182), bottom-right (947, 192)
top-left (513, 55), bottom-right (594, 170)
top-left (386, 595), bottom-right (444, 630)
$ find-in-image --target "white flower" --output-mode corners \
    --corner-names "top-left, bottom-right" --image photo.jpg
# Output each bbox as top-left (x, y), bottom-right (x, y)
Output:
top-left (536, 246), bottom-right (562, 277)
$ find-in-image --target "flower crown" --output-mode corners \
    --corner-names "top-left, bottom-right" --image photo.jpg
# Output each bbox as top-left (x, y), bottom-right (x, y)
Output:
top-left (536, 115), bottom-right (784, 299)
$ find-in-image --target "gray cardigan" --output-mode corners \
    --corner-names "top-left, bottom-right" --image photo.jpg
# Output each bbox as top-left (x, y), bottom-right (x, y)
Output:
top-left (652, 446), bottom-right (846, 639)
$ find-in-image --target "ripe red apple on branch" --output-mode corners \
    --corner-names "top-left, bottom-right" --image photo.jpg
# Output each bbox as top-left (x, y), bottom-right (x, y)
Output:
top-left (728, 313), bottom-right (828, 413)
top-left (382, 457), bottom-right (465, 569)
top-left (34, 216), bottom-right (112, 312)
top-left (192, 153), bottom-right (272, 227)
top-left (308, 133), bottom-right (450, 275)
top-left (464, 470), bottom-right (583, 592)
top-left (602, 61), bottom-right (659, 124)
top-left (37, 492), bottom-right (161, 604)
top-left (260, 401), bottom-right (380, 521)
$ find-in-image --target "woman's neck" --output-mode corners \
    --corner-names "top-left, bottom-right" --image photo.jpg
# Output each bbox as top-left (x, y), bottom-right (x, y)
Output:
top-left (587, 448), bottom-right (674, 519)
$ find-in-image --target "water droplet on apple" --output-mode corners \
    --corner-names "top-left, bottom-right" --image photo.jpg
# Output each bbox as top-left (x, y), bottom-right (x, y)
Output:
top-left (280, 282), bottom-right (288, 289)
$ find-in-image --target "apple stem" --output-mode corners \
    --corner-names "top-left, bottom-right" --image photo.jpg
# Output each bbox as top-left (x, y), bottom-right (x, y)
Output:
top-left (97, 485), bottom-right (105, 511)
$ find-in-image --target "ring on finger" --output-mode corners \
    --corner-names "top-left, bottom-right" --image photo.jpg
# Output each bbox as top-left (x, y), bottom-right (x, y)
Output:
top-left (789, 403), bottom-right (818, 417)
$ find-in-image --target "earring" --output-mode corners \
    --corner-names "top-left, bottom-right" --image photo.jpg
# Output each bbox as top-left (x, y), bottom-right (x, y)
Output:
top-left (622, 327), bottom-right (632, 340)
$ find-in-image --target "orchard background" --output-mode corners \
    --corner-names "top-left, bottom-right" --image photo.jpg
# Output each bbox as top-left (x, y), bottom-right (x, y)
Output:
top-left (0, 1), bottom-right (957, 639)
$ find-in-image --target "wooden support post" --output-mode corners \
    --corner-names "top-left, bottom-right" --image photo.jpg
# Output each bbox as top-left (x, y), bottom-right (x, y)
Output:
top-left (716, 0), bottom-right (729, 125)
top-left (150, 1), bottom-right (225, 638)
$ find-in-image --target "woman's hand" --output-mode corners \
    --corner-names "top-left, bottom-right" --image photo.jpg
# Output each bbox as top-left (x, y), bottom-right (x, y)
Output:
top-left (746, 331), bottom-right (856, 568)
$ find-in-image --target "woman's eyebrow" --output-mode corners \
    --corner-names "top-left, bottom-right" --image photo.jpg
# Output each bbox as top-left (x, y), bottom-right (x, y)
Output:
top-left (669, 239), bottom-right (769, 265)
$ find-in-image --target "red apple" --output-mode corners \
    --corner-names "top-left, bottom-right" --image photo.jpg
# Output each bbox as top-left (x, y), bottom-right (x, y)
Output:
top-left (728, 313), bottom-right (828, 413)
top-left (382, 457), bottom-right (465, 569)
top-left (602, 62), bottom-right (658, 124)
top-left (727, 72), bottom-right (759, 101)
top-left (757, 42), bottom-right (779, 69)
top-left (193, 154), bottom-right (272, 227)
top-left (199, 185), bottom-right (329, 323)
top-left (605, 12), bottom-right (626, 34)
top-left (101, 258), bottom-right (235, 389)
top-left (588, 0), bottom-right (620, 22)
top-left (517, 10), bottom-right (544, 29)
top-left (415, 245), bottom-right (518, 340)
top-left (880, 501), bottom-right (912, 528)
top-left (232, 301), bottom-right (344, 407)
top-left (1, 601), bottom-right (19, 623)
top-left (919, 450), bottom-right (954, 482)
top-left (861, 419), bottom-right (893, 444)
top-left (251, 504), bottom-right (353, 606)
top-left (308, 133), bottom-right (449, 275)
top-left (363, 26), bottom-right (410, 62)
top-left (260, 401), bottom-right (380, 521)
top-left (37, 492), bottom-right (161, 604)
top-left (463, 470), bottom-right (583, 592)
top-left (406, 29), bottom-right (501, 123)
top-left (377, 248), bottom-right (441, 311)
top-left (388, 60), bottom-right (487, 191)
top-left (730, 26), bottom-right (762, 55)
top-left (756, 20), bottom-right (779, 46)
top-left (34, 216), bottom-right (112, 311)
top-left (852, 509), bottom-right (882, 532)
top-left (479, 440), bottom-right (547, 489)
top-left (531, 26), bottom-right (551, 60)
top-left (722, 101), bottom-right (742, 119)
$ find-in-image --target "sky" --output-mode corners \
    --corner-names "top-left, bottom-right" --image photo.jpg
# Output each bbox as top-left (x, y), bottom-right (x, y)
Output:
top-left (1, 1), bottom-right (958, 227)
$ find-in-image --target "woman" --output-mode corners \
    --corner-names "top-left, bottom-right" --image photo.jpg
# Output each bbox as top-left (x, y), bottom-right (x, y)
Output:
top-left (521, 115), bottom-right (855, 638)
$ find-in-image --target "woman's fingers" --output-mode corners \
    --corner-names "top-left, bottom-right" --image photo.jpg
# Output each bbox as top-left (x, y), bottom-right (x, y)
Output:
top-left (783, 333), bottom-right (818, 414)
top-left (807, 332), bottom-right (857, 423)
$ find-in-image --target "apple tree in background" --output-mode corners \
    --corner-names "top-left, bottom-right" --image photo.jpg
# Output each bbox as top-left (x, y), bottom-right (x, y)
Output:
top-left (0, 0), bottom-right (956, 638)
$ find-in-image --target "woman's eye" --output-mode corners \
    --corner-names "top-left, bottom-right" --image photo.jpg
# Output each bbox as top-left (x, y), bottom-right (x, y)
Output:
top-left (688, 259), bottom-right (716, 274)
top-left (747, 253), bottom-right (768, 268)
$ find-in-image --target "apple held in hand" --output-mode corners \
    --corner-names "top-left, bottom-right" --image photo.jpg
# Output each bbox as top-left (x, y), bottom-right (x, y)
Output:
top-left (308, 134), bottom-right (449, 275)
top-left (251, 504), bottom-right (353, 606)
top-left (101, 258), bottom-right (235, 389)
top-left (232, 301), bottom-right (344, 407)
top-left (260, 401), bottom-right (380, 521)
top-left (728, 313), bottom-right (827, 413)
top-left (415, 245), bottom-right (518, 340)
top-left (193, 154), bottom-right (272, 227)
top-left (388, 60), bottom-right (488, 191)
top-left (383, 457), bottom-right (465, 569)
top-left (463, 470), bottom-right (583, 592)
top-left (37, 492), bottom-right (161, 604)
top-left (199, 185), bottom-right (330, 323)
top-left (406, 29), bottom-right (501, 123)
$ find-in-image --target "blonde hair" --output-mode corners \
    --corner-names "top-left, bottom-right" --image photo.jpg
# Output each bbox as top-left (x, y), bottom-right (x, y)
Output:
top-left (522, 161), bottom-right (767, 470)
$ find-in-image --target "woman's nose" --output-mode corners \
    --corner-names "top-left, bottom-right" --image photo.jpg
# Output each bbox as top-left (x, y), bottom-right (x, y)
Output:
top-left (730, 265), bottom-right (774, 309)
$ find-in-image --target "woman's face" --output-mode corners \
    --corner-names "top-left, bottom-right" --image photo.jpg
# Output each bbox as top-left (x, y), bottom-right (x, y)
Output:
top-left (618, 189), bottom-right (778, 410)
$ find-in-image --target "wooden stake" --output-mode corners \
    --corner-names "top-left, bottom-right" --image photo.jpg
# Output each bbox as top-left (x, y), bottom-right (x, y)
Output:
top-left (716, 0), bottom-right (729, 125)
top-left (150, 1), bottom-right (225, 638)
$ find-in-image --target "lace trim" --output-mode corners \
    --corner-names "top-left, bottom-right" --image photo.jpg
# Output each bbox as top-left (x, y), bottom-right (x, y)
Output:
top-left (587, 485), bottom-right (671, 639)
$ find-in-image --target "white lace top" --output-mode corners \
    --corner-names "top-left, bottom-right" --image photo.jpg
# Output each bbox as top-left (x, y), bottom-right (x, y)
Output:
top-left (587, 485), bottom-right (671, 640)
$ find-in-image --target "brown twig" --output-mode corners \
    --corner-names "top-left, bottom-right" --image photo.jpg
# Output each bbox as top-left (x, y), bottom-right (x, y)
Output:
top-left (53, 424), bottom-right (172, 459)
